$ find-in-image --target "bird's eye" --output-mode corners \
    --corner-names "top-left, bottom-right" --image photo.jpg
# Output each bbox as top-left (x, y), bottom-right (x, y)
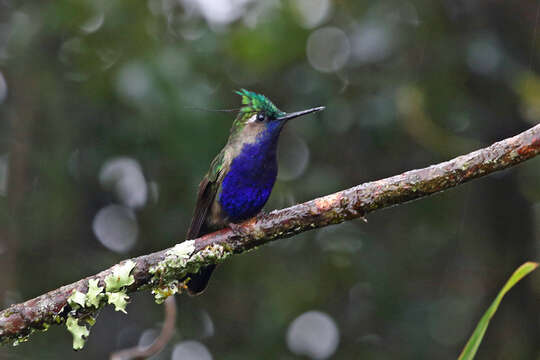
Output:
top-left (256, 113), bottom-right (266, 122)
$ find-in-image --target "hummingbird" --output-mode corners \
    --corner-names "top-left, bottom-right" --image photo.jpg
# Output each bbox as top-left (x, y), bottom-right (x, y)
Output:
top-left (184, 89), bottom-right (324, 295)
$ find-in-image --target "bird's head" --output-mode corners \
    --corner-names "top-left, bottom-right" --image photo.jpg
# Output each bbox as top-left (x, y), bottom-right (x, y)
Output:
top-left (230, 89), bottom-right (324, 140)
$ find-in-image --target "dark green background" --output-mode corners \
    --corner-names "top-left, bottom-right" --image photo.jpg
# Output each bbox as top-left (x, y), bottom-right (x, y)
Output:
top-left (1, 0), bottom-right (540, 359)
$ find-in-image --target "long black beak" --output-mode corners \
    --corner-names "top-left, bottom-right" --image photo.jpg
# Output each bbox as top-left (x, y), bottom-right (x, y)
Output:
top-left (277, 106), bottom-right (325, 121)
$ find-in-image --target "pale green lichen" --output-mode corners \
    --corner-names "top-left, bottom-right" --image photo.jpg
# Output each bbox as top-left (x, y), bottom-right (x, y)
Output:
top-left (106, 292), bottom-right (129, 313)
top-left (66, 316), bottom-right (90, 350)
top-left (151, 280), bottom-right (178, 304)
top-left (148, 241), bottom-right (195, 303)
top-left (12, 335), bottom-right (29, 346)
top-left (5, 280), bottom-right (129, 350)
top-left (104, 260), bottom-right (136, 292)
top-left (102, 260), bottom-right (136, 313)
top-left (151, 279), bottom-right (190, 304)
top-left (67, 290), bottom-right (86, 309)
top-left (150, 241), bottom-right (195, 274)
top-left (191, 244), bottom-right (231, 264)
top-left (86, 279), bottom-right (104, 308)
top-left (8, 319), bottom-right (52, 347)
top-left (149, 241), bottom-right (232, 303)
top-left (62, 260), bottom-right (137, 350)
top-left (85, 316), bottom-right (96, 327)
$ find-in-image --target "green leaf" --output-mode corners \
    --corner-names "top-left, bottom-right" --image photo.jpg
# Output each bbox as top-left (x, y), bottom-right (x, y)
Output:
top-left (458, 261), bottom-right (538, 360)
top-left (106, 291), bottom-right (130, 313)
top-left (104, 260), bottom-right (136, 292)
top-left (66, 316), bottom-right (90, 350)
top-left (86, 279), bottom-right (104, 308)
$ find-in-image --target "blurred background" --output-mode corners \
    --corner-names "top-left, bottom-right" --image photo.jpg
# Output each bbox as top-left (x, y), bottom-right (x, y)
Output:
top-left (1, 0), bottom-right (540, 359)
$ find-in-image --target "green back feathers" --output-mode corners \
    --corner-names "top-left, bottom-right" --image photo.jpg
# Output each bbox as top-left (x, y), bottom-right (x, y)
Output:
top-left (230, 89), bottom-right (285, 135)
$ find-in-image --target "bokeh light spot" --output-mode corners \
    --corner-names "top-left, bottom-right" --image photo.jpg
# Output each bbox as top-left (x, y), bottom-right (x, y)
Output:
top-left (180, 0), bottom-right (252, 26)
top-left (138, 328), bottom-right (159, 349)
top-left (286, 310), bottom-right (339, 359)
top-left (201, 310), bottom-right (215, 338)
top-left (116, 62), bottom-right (152, 103)
top-left (99, 157), bottom-right (148, 209)
top-left (351, 21), bottom-right (393, 63)
top-left (306, 27), bottom-right (350, 73)
top-left (0, 71), bottom-right (7, 104)
top-left (467, 34), bottom-right (502, 75)
top-left (0, 154), bottom-right (8, 196)
top-left (92, 205), bottom-right (138, 253)
top-left (58, 37), bottom-right (83, 65)
top-left (80, 12), bottom-right (104, 34)
top-left (278, 132), bottom-right (310, 181)
top-left (171, 340), bottom-right (213, 360)
top-left (389, 2), bottom-right (419, 26)
top-left (292, 0), bottom-right (331, 29)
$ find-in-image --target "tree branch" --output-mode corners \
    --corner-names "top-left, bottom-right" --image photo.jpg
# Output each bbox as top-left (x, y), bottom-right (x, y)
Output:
top-left (1, 124), bottom-right (539, 347)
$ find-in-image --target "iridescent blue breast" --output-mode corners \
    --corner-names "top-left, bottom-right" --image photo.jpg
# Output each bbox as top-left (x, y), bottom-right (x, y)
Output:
top-left (219, 126), bottom-right (280, 222)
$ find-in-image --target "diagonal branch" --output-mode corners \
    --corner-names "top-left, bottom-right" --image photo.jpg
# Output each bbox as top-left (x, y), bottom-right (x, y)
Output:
top-left (1, 124), bottom-right (539, 347)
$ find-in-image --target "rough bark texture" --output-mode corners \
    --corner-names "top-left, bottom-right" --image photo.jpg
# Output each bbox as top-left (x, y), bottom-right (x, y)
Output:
top-left (1, 124), bottom-right (539, 346)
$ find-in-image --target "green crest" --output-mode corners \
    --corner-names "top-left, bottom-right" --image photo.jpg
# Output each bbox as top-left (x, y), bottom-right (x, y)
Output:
top-left (236, 89), bottom-right (284, 118)
top-left (230, 89), bottom-right (285, 135)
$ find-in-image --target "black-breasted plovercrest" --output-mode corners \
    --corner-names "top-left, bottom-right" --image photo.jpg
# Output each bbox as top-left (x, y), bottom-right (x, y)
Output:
top-left (184, 89), bottom-right (324, 295)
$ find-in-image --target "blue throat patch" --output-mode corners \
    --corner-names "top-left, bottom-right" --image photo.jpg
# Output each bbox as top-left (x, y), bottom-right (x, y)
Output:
top-left (219, 122), bottom-right (282, 222)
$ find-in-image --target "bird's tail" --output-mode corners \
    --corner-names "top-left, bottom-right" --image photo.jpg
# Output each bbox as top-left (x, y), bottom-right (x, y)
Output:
top-left (186, 265), bottom-right (216, 296)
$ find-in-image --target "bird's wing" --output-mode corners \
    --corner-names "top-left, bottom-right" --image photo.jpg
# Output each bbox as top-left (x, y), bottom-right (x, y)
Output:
top-left (185, 149), bottom-right (227, 295)
top-left (186, 149), bottom-right (226, 239)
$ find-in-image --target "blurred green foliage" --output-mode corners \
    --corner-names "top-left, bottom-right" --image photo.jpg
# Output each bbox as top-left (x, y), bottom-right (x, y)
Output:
top-left (1, 0), bottom-right (540, 359)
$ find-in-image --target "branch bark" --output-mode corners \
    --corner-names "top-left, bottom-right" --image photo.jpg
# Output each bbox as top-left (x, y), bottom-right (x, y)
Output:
top-left (1, 124), bottom-right (539, 347)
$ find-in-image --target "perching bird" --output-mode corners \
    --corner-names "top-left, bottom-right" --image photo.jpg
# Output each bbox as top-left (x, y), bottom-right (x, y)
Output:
top-left (185, 89), bottom-right (324, 295)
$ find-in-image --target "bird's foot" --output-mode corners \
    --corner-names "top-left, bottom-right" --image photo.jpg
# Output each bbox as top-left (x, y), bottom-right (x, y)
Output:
top-left (228, 222), bottom-right (247, 237)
